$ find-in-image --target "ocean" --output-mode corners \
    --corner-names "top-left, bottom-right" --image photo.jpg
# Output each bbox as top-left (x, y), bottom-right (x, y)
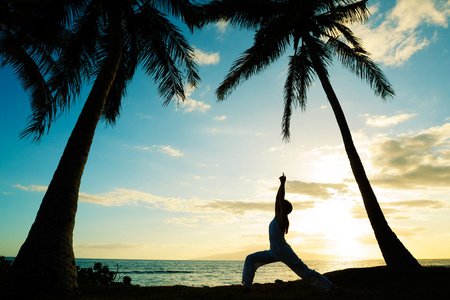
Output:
top-left (74, 258), bottom-right (450, 287)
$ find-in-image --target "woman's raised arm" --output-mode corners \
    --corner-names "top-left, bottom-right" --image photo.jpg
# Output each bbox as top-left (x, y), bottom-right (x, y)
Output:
top-left (275, 173), bottom-right (286, 215)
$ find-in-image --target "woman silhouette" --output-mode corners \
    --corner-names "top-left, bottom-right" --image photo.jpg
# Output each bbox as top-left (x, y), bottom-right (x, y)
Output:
top-left (242, 174), bottom-right (336, 291)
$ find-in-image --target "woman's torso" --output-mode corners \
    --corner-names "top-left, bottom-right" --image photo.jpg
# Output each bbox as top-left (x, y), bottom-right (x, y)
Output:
top-left (268, 218), bottom-right (300, 263)
top-left (269, 218), bottom-right (287, 251)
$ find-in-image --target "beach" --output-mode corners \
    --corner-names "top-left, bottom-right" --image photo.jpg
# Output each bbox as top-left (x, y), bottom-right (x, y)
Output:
top-left (76, 266), bottom-right (450, 299)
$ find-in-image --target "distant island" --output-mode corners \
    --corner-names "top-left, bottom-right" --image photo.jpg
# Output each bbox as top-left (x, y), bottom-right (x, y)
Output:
top-left (194, 246), bottom-right (369, 261)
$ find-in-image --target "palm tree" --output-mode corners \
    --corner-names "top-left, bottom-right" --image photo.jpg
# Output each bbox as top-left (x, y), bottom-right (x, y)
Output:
top-left (5, 0), bottom-right (200, 297)
top-left (199, 0), bottom-right (420, 267)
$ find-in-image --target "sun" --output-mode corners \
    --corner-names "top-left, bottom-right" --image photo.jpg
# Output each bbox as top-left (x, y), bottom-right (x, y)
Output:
top-left (290, 199), bottom-right (370, 258)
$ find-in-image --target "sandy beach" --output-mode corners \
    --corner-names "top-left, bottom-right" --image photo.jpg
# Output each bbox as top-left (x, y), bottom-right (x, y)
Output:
top-left (75, 266), bottom-right (450, 299)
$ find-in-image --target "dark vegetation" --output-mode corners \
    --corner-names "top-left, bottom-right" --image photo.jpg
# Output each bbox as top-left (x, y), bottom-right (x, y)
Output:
top-left (77, 262), bottom-right (132, 286)
top-left (0, 258), bottom-right (132, 288)
top-left (0, 257), bottom-right (12, 286)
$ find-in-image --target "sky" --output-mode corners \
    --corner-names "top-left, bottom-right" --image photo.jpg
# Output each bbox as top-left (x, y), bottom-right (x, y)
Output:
top-left (1, 0), bottom-right (449, 261)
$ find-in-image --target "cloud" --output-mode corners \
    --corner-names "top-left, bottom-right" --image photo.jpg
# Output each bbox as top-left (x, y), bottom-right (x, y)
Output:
top-left (193, 47), bottom-right (220, 65)
top-left (174, 85), bottom-right (211, 113)
top-left (154, 145), bottom-right (184, 157)
top-left (135, 145), bottom-right (151, 151)
top-left (199, 85), bottom-right (211, 97)
top-left (369, 123), bottom-right (450, 189)
top-left (136, 113), bottom-right (152, 119)
top-left (357, 227), bottom-right (428, 243)
top-left (164, 218), bottom-right (199, 227)
top-left (74, 243), bottom-right (147, 250)
top-left (350, 204), bottom-right (405, 220)
top-left (180, 98), bottom-right (211, 113)
top-left (364, 113), bottom-right (417, 127)
top-left (13, 184), bottom-right (47, 192)
top-left (77, 188), bottom-right (191, 209)
top-left (351, 199), bottom-right (447, 220)
top-left (386, 200), bottom-right (447, 209)
top-left (285, 180), bottom-right (350, 200)
top-left (267, 146), bottom-right (285, 153)
top-left (358, 226), bottom-right (427, 243)
top-left (390, 0), bottom-right (449, 31)
top-left (390, 226), bottom-right (427, 237)
top-left (206, 200), bottom-right (274, 214)
top-left (214, 115), bottom-right (227, 121)
top-left (352, 0), bottom-right (450, 66)
top-left (135, 145), bottom-right (185, 157)
top-left (192, 175), bottom-right (216, 180)
top-left (76, 188), bottom-right (274, 216)
top-left (214, 20), bottom-right (229, 36)
top-left (198, 214), bottom-right (234, 224)
top-left (75, 186), bottom-right (318, 222)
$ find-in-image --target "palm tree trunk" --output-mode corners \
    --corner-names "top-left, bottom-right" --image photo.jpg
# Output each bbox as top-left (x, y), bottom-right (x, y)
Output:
top-left (308, 51), bottom-right (420, 268)
top-left (6, 6), bottom-right (123, 298)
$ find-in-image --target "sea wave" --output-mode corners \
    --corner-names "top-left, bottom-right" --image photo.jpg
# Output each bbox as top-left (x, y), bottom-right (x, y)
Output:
top-left (118, 270), bottom-right (194, 274)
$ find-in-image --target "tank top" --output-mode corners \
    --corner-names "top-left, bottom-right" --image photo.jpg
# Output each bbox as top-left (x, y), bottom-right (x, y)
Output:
top-left (269, 218), bottom-right (287, 252)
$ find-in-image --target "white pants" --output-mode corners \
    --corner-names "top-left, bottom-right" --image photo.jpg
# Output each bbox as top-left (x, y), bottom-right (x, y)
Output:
top-left (242, 250), bottom-right (333, 289)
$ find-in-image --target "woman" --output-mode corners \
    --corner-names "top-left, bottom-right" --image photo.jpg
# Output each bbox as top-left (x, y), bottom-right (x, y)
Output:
top-left (242, 174), bottom-right (335, 291)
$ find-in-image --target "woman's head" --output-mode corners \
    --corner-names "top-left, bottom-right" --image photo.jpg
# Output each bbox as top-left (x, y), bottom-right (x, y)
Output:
top-left (284, 200), bottom-right (293, 214)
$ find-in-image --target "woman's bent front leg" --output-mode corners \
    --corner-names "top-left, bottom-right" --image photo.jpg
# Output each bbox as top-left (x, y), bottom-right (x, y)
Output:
top-left (242, 250), bottom-right (277, 288)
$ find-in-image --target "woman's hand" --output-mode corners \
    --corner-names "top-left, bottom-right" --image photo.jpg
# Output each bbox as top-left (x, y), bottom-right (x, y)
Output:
top-left (279, 173), bottom-right (286, 183)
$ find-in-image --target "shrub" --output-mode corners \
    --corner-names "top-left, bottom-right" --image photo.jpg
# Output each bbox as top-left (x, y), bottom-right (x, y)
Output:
top-left (0, 256), bottom-right (12, 286)
top-left (77, 262), bottom-right (117, 285)
top-left (123, 276), bottom-right (132, 286)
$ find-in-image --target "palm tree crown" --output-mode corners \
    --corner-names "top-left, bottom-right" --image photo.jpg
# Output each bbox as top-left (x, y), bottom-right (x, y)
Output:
top-left (19, 0), bottom-right (200, 141)
top-left (199, 0), bottom-right (420, 267)
top-left (0, 0), bottom-right (69, 142)
top-left (201, 0), bottom-right (393, 139)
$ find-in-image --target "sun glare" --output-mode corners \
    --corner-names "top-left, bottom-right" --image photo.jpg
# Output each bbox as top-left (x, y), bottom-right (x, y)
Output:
top-left (292, 200), bottom-right (370, 258)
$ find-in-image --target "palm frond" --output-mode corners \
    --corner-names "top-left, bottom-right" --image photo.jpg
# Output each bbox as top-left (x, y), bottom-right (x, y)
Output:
top-left (282, 44), bottom-right (315, 141)
top-left (0, 28), bottom-right (55, 142)
top-left (49, 2), bottom-right (102, 110)
top-left (152, 0), bottom-right (199, 29)
top-left (137, 4), bottom-right (199, 104)
top-left (327, 37), bottom-right (395, 100)
top-left (294, 45), bottom-right (315, 111)
top-left (152, 0), bottom-right (193, 16)
top-left (138, 22), bottom-right (185, 104)
top-left (198, 0), bottom-right (277, 29)
top-left (101, 43), bottom-right (137, 125)
top-left (305, 35), bottom-right (333, 73)
top-left (216, 19), bottom-right (291, 100)
top-left (321, 20), bottom-right (365, 52)
top-left (283, 55), bottom-right (297, 142)
top-left (100, 4), bottom-right (140, 125)
top-left (1, 0), bottom-right (71, 141)
top-left (323, 0), bottom-right (370, 25)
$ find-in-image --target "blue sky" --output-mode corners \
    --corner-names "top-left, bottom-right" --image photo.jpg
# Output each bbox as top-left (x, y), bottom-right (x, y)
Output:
top-left (1, 0), bottom-right (450, 260)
